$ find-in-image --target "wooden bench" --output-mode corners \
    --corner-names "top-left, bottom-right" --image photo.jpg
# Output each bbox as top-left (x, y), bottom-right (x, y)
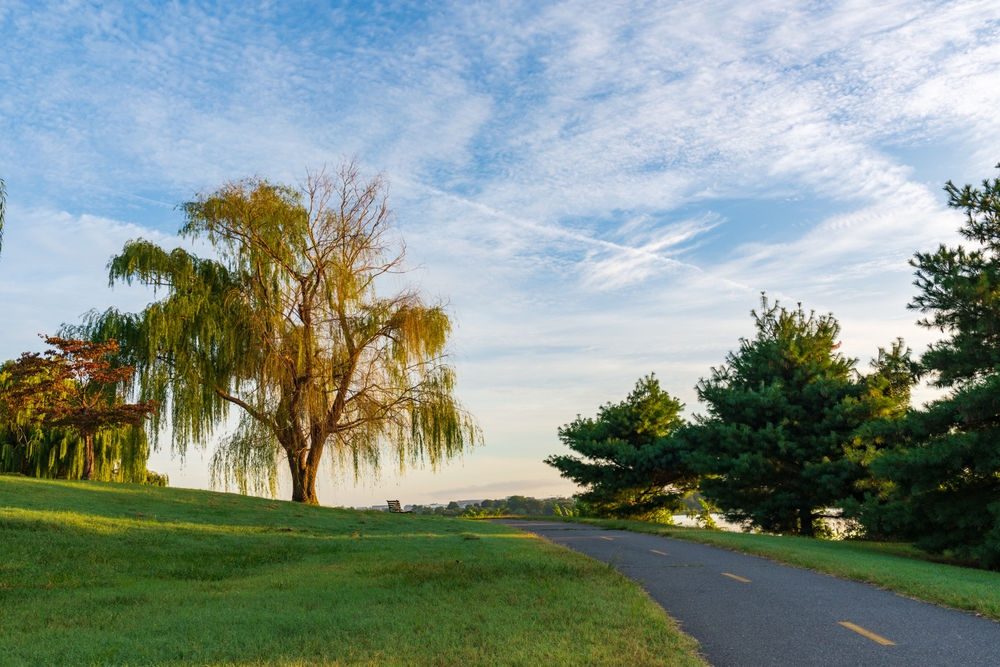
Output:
top-left (386, 500), bottom-right (411, 513)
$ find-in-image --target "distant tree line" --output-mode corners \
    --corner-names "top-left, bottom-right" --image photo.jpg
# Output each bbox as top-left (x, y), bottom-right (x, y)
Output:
top-left (549, 163), bottom-right (1000, 569)
top-left (409, 496), bottom-right (578, 517)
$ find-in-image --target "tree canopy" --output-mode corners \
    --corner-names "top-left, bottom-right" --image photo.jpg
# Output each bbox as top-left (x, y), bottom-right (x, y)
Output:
top-left (689, 297), bottom-right (911, 536)
top-left (0, 337), bottom-right (158, 481)
top-left (860, 164), bottom-right (1000, 566)
top-left (545, 375), bottom-right (695, 520)
top-left (76, 161), bottom-right (478, 503)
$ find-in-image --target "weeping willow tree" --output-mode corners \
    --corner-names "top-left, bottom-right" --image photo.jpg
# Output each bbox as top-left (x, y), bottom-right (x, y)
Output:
top-left (0, 420), bottom-right (167, 485)
top-left (77, 161), bottom-right (478, 504)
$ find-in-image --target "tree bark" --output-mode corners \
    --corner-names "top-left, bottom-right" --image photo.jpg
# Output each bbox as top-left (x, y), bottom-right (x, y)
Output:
top-left (82, 432), bottom-right (95, 481)
top-left (799, 507), bottom-right (815, 537)
top-left (287, 448), bottom-right (320, 505)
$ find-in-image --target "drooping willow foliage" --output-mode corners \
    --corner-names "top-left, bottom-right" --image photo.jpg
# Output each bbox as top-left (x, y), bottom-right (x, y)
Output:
top-left (0, 352), bottom-right (165, 485)
top-left (0, 419), bottom-right (166, 486)
top-left (1, 337), bottom-right (159, 480)
top-left (73, 161), bottom-right (479, 503)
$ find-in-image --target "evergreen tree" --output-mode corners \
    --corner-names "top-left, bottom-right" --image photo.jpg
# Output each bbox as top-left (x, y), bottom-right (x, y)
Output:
top-left (864, 164), bottom-right (1000, 566)
top-left (690, 297), bottom-right (910, 536)
top-left (545, 375), bottom-right (696, 520)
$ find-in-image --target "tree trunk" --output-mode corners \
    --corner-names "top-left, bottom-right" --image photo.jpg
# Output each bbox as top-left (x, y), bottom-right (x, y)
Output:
top-left (81, 432), bottom-right (95, 481)
top-left (287, 448), bottom-right (320, 505)
top-left (799, 507), bottom-right (815, 537)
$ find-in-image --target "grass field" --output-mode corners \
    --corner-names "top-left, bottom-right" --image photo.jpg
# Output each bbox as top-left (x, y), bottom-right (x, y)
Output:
top-left (565, 517), bottom-right (1000, 621)
top-left (0, 477), bottom-right (707, 667)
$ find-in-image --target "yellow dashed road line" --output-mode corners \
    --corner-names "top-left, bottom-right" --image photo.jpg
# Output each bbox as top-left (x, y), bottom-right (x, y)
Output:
top-left (722, 572), bottom-right (751, 583)
top-left (600, 536), bottom-right (614, 541)
top-left (839, 622), bottom-right (895, 645)
top-left (650, 549), bottom-right (669, 556)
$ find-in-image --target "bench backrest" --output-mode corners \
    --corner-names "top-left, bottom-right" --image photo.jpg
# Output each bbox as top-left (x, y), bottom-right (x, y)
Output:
top-left (387, 500), bottom-right (403, 512)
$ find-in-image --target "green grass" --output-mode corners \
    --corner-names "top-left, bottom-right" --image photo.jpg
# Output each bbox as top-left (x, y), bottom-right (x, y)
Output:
top-left (557, 516), bottom-right (1000, 621)
top-left (0, 477), bottom-right (707, 667)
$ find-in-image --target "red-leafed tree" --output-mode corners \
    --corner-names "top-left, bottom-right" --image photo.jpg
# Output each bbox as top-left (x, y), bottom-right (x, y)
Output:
top-left (0, 336), bottom-right (158, 480)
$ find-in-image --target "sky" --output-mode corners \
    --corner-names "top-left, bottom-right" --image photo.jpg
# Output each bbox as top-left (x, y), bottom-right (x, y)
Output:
top-left (2, 0), bottom-right (1000, 507)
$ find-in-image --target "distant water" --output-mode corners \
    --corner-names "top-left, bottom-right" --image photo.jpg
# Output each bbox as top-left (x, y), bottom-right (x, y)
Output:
top-left (672, 513), bottom-right (856, 538)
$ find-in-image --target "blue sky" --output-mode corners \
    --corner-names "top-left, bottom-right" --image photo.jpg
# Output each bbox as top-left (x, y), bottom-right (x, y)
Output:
top-left (2, 0), bottom-right (1000, 506)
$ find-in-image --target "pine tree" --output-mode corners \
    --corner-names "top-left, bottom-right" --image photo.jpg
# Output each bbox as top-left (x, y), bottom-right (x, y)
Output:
top-left (865, 163), bottom-right (1000, 566)
top-left (545, 375), bottom-right (696, 520)
top-left (690, 297), bottom-right (910, 536)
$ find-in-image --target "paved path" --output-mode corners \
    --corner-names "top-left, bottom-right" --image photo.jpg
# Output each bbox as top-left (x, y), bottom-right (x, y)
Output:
top-left (497, 520), bottom-right (1000, 667)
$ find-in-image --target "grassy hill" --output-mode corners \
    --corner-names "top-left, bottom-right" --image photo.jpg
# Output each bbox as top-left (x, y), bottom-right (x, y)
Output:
top-left (0, 477), bottom-right (706, 667)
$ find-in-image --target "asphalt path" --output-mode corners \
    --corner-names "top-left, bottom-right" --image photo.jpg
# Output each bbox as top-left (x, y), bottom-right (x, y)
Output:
top-left (496, 520), bottom-right (1000, 667)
